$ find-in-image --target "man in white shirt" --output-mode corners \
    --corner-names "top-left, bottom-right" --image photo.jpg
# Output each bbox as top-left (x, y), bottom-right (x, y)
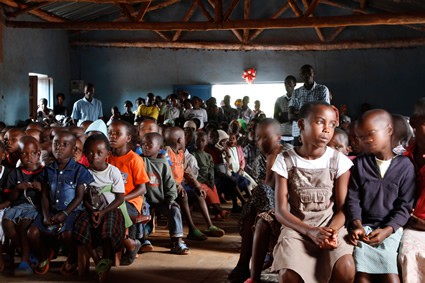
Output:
top-left (71, 83), bottom-right (104, 126)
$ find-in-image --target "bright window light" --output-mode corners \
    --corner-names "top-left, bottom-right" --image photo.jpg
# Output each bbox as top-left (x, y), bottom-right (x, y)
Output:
top-left (212, 83), bottom-right (302, 118)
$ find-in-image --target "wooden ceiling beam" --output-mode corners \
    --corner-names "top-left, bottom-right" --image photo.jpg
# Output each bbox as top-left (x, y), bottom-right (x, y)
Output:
top-left (29, 0), bottom-right (152, 3)
top-left (288, 0), bottom-right (303, 17)
top-left (304, 0), bottom-right (320, 17)
top-left (146, 0), bottom-right (180, 12)
top-left (301, 0), bottom-right (325, 42)
top-left (119, 3), bottom-right (135, 21)
top-left (360, 0), bottom-right (367, 11)
top-left (249, 2), bottom-right (290, 41)
top-left (328, 26), bottom-right (345, 41)
top-left (243, 0), bottom-right (249, 43)
top-left (0, 0), bottom-right (67, 22)
top-left (196, 0), bottom-right (213, 22)
top-left (214, 0), bottom-right (222, 23)
top-left (223, 0), bottom-right (240, 21)
top-left (71, 37), bottom-right (425, 51)
top-left (8, 12), bottom-right (425, 30)
top-left (172, 0), bottom-right (196, 41)
top-left (7, 2), bottom-right (49, 18)
top-left (135, 1), bottom-right (151, 21)
top-left (208, 0), bottom-right (240, 42)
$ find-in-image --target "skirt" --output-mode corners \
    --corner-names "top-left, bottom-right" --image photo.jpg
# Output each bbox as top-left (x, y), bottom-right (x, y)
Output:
top-left (354, 226), bottom-right (402, 274)
top-left (73, 209), bottom-right (125, 252)
top-left (3, 203), bottom-right (39, 225)
top-left (399, 228), bottom-right (425, 283)
top-left (272, 226), bottom-right (353, 283)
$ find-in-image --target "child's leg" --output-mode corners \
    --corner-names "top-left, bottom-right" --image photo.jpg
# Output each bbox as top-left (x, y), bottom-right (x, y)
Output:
top-left (28, 226), bottom-right (49, 261)
top-left (61, 231), bottom-right (78, 263)
top-left (355, 272), bottom-right (372, 283)
top-left (178, 194), bottom-right (198, 233)
top-left (377, 274), bottom-right (400, 283)
top-left (329, 254), bottom-right (355, 283)
top-left (196, 194), bottom-right (214, 228)
top-left (17, 220), bottom-right (32, 263)
top-left (250, 218), bottom-right (271, 282)
top-left (3, 219), bottom-right (19, 252)
top-left (278, 269), bottom-right (303, 283)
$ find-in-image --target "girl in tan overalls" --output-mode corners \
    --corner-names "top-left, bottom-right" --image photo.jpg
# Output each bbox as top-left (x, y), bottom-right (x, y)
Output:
top-left (272, 101), bottom-right (355, 283)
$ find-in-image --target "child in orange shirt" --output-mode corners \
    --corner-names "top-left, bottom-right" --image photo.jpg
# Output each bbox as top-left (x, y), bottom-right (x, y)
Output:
top-left (107, 121), bottom-right (149, 265)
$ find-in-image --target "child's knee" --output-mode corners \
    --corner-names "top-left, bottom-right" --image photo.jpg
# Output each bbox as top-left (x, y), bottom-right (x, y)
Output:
top-left (334, 255), bottom-right (355, 280)
top-left (279, 269), bottom-right (302, 283)
top-left (27, 226), bottom-right (40, 240)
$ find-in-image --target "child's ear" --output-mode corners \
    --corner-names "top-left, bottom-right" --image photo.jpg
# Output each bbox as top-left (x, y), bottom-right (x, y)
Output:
top-left (106, 150), bottom-right (111, 159)
top-left (387, 125), bottom-right (393, 136)
top-left (126, 135), bottom-right (132, 144)
top-left (346, 145), bottom-right (352, 154)
top-left (298, 119), bottom-right (305, 131)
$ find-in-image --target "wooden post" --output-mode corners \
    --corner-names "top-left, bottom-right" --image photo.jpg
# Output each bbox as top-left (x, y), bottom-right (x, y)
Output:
top-left (223, 0), bottom-right (240, 21)
top-left (172, 0), bottom-right (197, 41)
top-left (214, 0), bottom-right (222, 23)
top-left (301, 0), bottom-right (325, 42)
top-left (249, 2), bottom-right (290, 41)
top-left (243, 0), bottom-right (250, 43)
top-left (196, 0), bottom-right (213, 22)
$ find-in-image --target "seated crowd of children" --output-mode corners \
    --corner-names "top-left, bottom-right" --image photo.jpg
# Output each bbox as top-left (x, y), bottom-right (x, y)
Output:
top-left (0, 93), bottom-right (424, 283)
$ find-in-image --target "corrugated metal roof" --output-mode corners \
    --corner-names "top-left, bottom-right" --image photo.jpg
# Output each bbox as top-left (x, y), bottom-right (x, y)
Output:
top-left (38, 2), bottom-right (121, 21)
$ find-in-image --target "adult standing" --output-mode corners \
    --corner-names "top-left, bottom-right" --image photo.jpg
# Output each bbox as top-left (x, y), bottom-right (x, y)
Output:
top-left (288, 64), bottom-right (330, 121)
top-left (183, 96), bottom-right (208, 129)
top-left (221, 95), bottom-right (239, 123)
top-left (71, 83), bottom-right (103, 126)
top-left (135, 93), bottom-right (160, 121)
top-left (53, 93), bottom-right (68, 117)
top-left (239, 96), bottom-right (254, 123)
top-left (274, 75), bottom-right (296, 143)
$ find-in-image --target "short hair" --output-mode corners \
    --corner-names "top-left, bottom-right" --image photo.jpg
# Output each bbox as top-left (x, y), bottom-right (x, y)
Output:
top-left (147, 92), bottom-right (155, 99)
top-left (258, 118), bottom-right (281, 136)
top-left (85, 83), bottom-right (94, 89)
top-left (300, 64), bottom-right (314, 72)
top-left (124, 100), bottom-right (133, 108)
top-left (144, 132), bottom-right (164, 147)
top-left (56, 93), bottom-right (65, 100)
top-left (19, 136), bottom-right (40, 151)
top-left (333, 128), bottom-right (349, 146)
top-left (196, 131), bottom-right (207, 138)
top-left (40, 98), bottom-right (48, 105)
top-left (84, 133), bottom-right (111, 154)
top-left (412, 97), bottom-right (425, 119)
top-left (298, 101), bottom-right (332, 120)
top-left (285, 75), bottom-right (297, 84)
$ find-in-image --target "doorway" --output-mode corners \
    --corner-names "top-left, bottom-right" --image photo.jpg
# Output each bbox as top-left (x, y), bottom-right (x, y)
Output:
top-left (29, 73), bottom-right (53, 120)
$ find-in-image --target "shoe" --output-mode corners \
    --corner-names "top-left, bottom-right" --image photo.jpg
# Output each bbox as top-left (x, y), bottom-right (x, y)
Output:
top-left (170, 241), bottom-right (190, 255)
top-left (14, 261), bottom-right (33, 276)
top-left (121, 240), bottom-right (141, 266)
top-left (35, 249), bottom-right (54, 275)
top-left (60, 257), bottom-right (78, 276)
top-left (96, 258), bottom-right (113, 283)
top-left (186, 229), bottom-right (208, 241)
top-left (228, 265), bottom-right (250, 282)
top-left (214, 210), bottom-right (230, 222)
top-left (140, 239), bottom-right (154, 253)
top-left (203, 225), bottom-right (225, 237)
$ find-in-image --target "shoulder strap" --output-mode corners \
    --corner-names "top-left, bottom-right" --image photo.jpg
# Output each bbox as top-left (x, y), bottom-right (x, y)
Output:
top-left (329, 149), bottom-right (339, 171)
top-left (282, 150), bottom-right (294, 172)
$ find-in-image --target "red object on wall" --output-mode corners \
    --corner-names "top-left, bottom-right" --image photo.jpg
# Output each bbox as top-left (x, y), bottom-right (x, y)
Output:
top-left (242, 68), bottom-right (256, 84)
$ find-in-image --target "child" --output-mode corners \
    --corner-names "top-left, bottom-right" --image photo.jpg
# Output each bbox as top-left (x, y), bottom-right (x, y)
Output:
top-left (2, 128), bottom-right (26, 169)
top-left (328, 128), bottom-right (352, 156)
top-left (399, 98), bottom-right (425, 283)
top-left (107, 120), bottom-right (149, 265)
top-left (347, 109), bottom-right (416, 283)
top-left (28, 132), bottom-right (94, 275)
top-left (73, 137), bottom-right (90, 167)
top-left (0, 141), bottom-right (11, 272)
top-left (73, 134), bottom-right (125, 281)
top-left (141, 132), bottom-right (190, 254)
top-left (2, 137), bottom-right (42, 276)
top-left (272, 102), bottom-right (355, 283)
top-left (164, 126), bottom-right (209, 241)
top-left (107, 106), bottom-right (121, 127)
top-left (192, 131), bottom-right (229, 221)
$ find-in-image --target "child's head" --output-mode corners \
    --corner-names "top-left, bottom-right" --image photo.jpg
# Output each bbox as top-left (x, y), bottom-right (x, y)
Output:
top-left (164, 127), bottom-right (185, 151)
top-left (391, 114), bottom-right (413, 149)
top-left (84, 134), bottom-right (111, 170)
top-left (254, 100), bottom-right (260, 111)
top-left (25, 129), bottom-right (42, 142)
top-left (217, 130), bottom-right (229, 147)
top-left (52, 132), bottom-right (77, 162)
top-left (228, 132), bottom-right (238, 147)
top-left (141, 132), bottom-right (163, 158)
top-left (328, 128), bottom-right (351, 155)
top-left (108, 121), bottom-right (135, 151)
top-left (73, 137), bottom-right (84, 162)
top-left (4, 128), bottom-right (26, 154)
top-left (18, 136), bottom-right (41, 170)
top-left (298, 102), bottom-right (337, 148)
top-left (80, 120), bottom-right (93, 132)
top-left (228, 120), bottom-right (241, 135)
top-left (358, 109), bottom-right (393, 156)
top-left (124, 100), bottom-right (133, 112)
top-left (410, 97), bottom-right (425, 145)
top-left (111, 106), bottom-right (120, 117)
top-left (195, 131), bottom-right (208, 151)
top-left (255, 118), bottom-right (281, 155)
top-left (26, 122), bottom-right (43, 132)
top-left (0, 141), bottom-right (6, 162)
top-left (138, 119), bottom-right (159, 142)
top-left (206, 127), bottom-right (219, 145)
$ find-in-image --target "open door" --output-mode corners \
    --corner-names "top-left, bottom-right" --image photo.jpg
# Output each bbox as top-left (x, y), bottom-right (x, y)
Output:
top-left (29, 73), bottom-right (53, 120)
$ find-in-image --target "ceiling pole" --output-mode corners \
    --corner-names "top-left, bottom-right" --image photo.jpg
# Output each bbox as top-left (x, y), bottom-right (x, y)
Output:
top-left (301, 0), bottom-right (325, 42)
top-left (214, 0), bottom-right (222, 23)
top-left (119, 3), bottom-right (136, 22)
top-left (288, 0), bottom-right (303, 17)
top-left (135, 1), bottom-right (151, 21)
top-left (223, 0), bottom-right (240, 21)
top-left (7, 2), bottom-right (49, 18)
top-left (328, 26), bottom-right (346, 42)
top-left (249, 2), bottom-right (290, 41)
top-left (196, 0), bottom-right (213, 22)
top-left (243, 0), bottom-right (250, 43)
top-left (304, 0), bottom-right (320, 17)
top-left (172, 0), bottom-right (197, 41)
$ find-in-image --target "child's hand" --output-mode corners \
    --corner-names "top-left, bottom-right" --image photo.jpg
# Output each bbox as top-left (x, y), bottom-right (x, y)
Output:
top-left (15, 182), bottom-right (33, 190)
top-left (43, 217), bottom-right (53, 226)
top-left (321, 228), bottom-right (338, 249)
top-left (363, 227), bottom-right (393, 247)
top-left (238, 169), bottom-right (244, 175)
top-left (50, 212), bottom-right (66, 224)
top-left (31, 182), bottom-right (42, 191)
top-left (307, 227), bottom-right (334, 248)
top-left (91, 211), bottom-right (104, 228)
top-left (177, 185), bottom-right (187, 198)
top-left (197, 187), bottom-right (207, 199)
top-left (349, 227), bottom-right (367, 246)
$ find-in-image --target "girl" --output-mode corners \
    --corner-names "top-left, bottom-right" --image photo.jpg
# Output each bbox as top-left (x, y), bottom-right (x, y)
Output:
top-left (107, 120), bottom-right (149, 265)
top-left (3, 137), bottom-right (42, 276)
top-left (73, 134), bottom-right (125, 282)
top-left (399, 97), bottom-right (425, 283)
top-left (272, 102), bottom-right (355, 283)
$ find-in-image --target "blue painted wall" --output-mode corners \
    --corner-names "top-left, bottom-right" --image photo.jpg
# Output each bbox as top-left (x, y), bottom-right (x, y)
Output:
top-left (71, 46), bottom-right (425, 119)
top-left (0, 21), bottom-right (70, 125)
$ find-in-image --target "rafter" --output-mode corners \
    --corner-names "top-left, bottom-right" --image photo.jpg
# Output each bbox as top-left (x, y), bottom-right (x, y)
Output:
top-left (119, 3), bottom-right (135, 22)
top-left (135, 1), bottom-right (151, 21)
top-left (7, 2), bottom-right (49, 18)
top-left (223, 0), bottom-right (240, 21)
top-left (196, 0), bottom-right (213, 22)
top-left (249, 2), bottom-right (290, 41)
top-left (214, 0), bottom-right (222, 23)
top-left (208, 0), bottom-right (241, 42)
top-left (360, 0), bottom-right (367, 10)
top-left (0, 0), bottom-right (67, 22)
top-left (71, 37), bottom-right (425, 51)
top-left (30, 0), bottom-right (152, 3)
top-left (113, 0), bottom-right (180, 22)
top-left (328, 26), bottom-right (345, 42)
top-left (301, 0), bottom-right (324, 42)
top-left (172, 0), bottom-right (197, 41)
top-left (243, 0), bottom-right (250, 43)
top-left (288, 0), bottom-right (303, 17)
top-left (304, 0), bottom-right (321, 17)
top-left (8, 12), bottom-right (425, 31)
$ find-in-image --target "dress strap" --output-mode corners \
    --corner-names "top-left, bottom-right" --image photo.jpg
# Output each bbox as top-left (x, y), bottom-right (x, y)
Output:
top-left (282, 150), bottom-right (295, 172)
top-left (329, 149), bottom-right (339, 171)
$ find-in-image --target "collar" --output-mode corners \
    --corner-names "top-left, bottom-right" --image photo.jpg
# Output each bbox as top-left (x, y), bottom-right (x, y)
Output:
top-left (83, 97), bottom-right (95, 104)
top-left (303, 81), bottom-right (317, 91)
top-left (47, 158), bottom-right (78, 171)
top-left (21, 166), bottom-right (44, 175)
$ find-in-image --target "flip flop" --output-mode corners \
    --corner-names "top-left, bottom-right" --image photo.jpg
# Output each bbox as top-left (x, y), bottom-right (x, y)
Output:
top-left (60, 257), bottom-right (78, 276)
top-left (35, 249), bottom-right (54, 275)
top-left (96, 258), bottom-right (113, 283)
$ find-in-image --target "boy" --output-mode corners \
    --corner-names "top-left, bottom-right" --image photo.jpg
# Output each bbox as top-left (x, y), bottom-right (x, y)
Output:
top-left (28, 132), bottom-right (94, 275)
top-left (2, 128), bottom-right (26, 169)
top-left (141, 132), bottom-right (189, 254)
top-left (0, 141), bottom-right (11, 272)
top-left (328, 128), bottom-right (352, 156)
top-left (347, 109), bottom-right (416, 283)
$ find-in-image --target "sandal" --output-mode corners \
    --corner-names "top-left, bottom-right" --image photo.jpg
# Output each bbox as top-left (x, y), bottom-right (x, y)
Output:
top-left (14, 261), bottom-right (33, 276)
top-left (60, 257), bottom-right (78, 276)
top-left (96, 258), bottom-right (113, 283)
top-left (140, 239), bottom-right (154, 253)
top-left (186, 229), bottom-right (207, 241)
top-left (170, 241), bottom-right (190, 255)
top-left (35, 249), bottom-right (54, 275)
top-left (203, 225), bottom-right (225, 237)
top-left (228, 264), bottom-right (250, 282)
top-left (120, 239), bottom-right (141, 266)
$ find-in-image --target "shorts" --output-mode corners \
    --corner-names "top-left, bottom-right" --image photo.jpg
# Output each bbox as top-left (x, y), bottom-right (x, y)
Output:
top-left (3, 203), bottom-right (39, 225)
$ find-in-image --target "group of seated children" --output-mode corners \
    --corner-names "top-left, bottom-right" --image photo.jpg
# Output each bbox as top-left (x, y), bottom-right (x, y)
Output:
top-left (230, 100), bottom-right (424, 283)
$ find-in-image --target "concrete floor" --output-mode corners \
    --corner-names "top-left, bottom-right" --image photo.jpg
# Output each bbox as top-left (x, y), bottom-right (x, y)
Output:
top-left (0, 210), bottom-right (247, 283)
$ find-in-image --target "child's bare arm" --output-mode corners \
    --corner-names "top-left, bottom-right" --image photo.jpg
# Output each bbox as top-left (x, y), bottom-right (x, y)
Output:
top-left (0, 200), bottom-right (10, 209)
top-left (327, 170), bottom-right (350, 232)
top-left (124, 184), bottom-right (146, 201)
top-left (51, 184), bottom-right (85, 224)
top-left (41, 181), bottom-right (51, 225)
top-left (275, 174), bottom-right (332, 247)
top-left (93, 193), bottom-right (124, 227)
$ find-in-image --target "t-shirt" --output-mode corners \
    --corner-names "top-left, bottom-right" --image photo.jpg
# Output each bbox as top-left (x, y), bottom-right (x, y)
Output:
top-left (136, 105), bottom-right (160, 120)
top-left (6, 166), bottom-right (44, 207)
top-left (375, 157), bottom-right (393, 178)
top-left (183, 108), bottom-right (208, 128)
top-left (167, 147), bottom-right (184, 185)
top-left (108, 150), bottom-right (150, 213)
top-left (71, 97), bottom-right (103, 126)
top-left (88, 164), bottom-right (125, 205)
top-left (272, 146), bottom-right (353, 179)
